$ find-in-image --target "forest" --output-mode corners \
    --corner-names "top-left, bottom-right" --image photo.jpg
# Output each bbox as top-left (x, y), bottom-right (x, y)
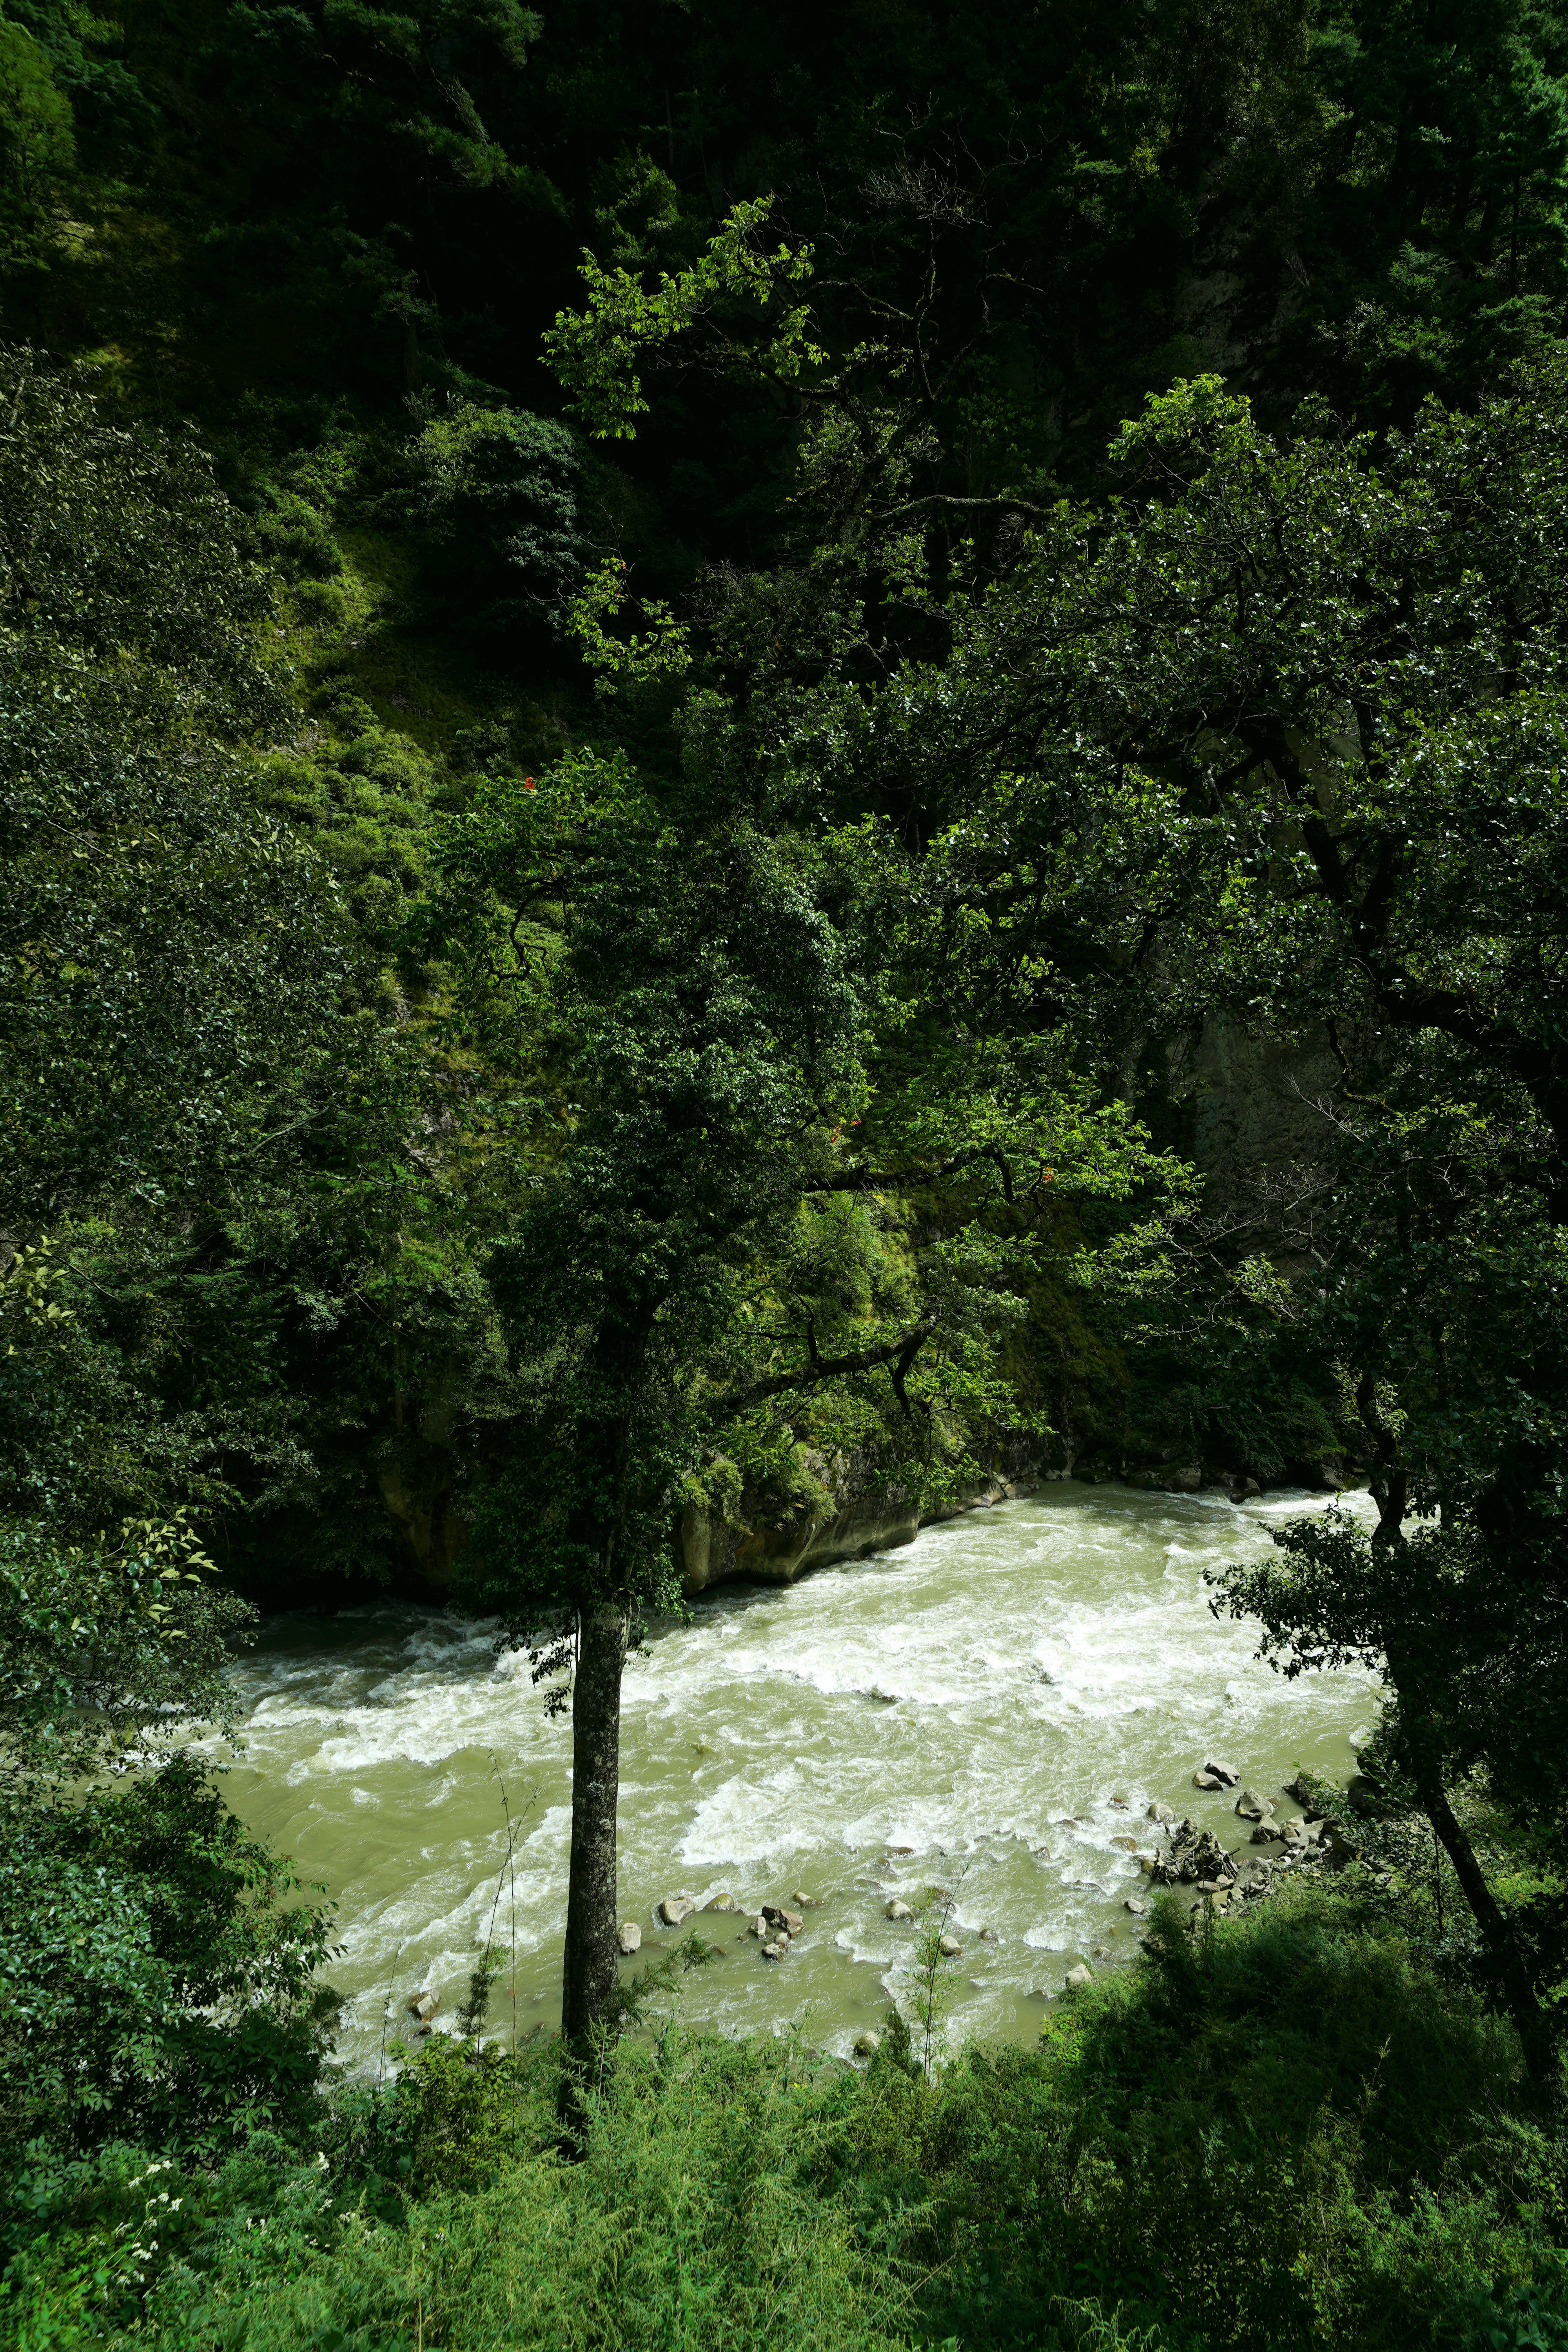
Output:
top-left (5, 0), bottom-right (1568, 2343)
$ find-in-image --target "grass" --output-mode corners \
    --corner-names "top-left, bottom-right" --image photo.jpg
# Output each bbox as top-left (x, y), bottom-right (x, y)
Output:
top-left (8, 1887), bottom-right (1568, 2352)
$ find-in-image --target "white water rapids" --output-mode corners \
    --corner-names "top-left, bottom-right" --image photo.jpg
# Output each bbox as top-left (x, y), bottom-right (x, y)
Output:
top-left (216, 1483), bottom-right (1383, 2067)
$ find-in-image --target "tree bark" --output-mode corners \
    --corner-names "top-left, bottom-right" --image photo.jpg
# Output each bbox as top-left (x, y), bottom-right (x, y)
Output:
top-left (561, 1600), bottom-right (630, 2045)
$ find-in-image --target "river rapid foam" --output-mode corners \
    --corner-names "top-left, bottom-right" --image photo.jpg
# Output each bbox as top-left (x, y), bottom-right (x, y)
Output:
top-left (216, 1483), bottom-right (1383, 2066)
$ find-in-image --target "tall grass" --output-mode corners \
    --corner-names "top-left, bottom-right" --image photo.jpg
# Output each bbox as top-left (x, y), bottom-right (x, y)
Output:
top-left (9, 1890), bottom-right (1568, 2352)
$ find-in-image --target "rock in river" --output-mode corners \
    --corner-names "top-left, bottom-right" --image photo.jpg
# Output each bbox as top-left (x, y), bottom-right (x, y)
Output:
top-left (885, 1898), bottom-right (914, 1922)
top-left (659, 1895), bottom-right (695, 1927)
top-left (617, 1921), bottom-right (642, 1955)
top-left (1064, 1962), bottom-right (1094, 1991)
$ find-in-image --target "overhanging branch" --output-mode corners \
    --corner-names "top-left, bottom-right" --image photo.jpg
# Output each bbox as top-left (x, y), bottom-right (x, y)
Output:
top-left (711, 1318), bottom-right (934, 1421)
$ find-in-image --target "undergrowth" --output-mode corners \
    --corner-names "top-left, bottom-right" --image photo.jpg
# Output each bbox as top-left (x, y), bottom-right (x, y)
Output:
top-left (5, 1888), bottom-right (1568, 2351)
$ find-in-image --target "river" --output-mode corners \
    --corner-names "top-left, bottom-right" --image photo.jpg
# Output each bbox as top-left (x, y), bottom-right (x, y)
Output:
top-left (216, 1482), bottom-right (1382, 2068)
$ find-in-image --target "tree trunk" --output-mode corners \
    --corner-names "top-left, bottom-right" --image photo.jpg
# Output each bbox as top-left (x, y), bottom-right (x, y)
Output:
top-left (1410, 1749), bottom-right (1552, 2088)
top-left (561, 1600), bottom-right (630, 2044)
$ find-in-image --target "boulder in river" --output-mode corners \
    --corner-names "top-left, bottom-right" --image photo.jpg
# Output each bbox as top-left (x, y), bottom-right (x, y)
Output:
top-left (1155, 1820), bottom-right (1235, 1886)
top-left (1204, 1759), bottom-right (1242, 1787)
top-left (1146, 1800), bottom-right (1177, 1824)
top-left (1234, 1789), bottom-right (1274, 1821)
top-left (854, 2031), bottom-right (880, 2057)
top-left (659, 1895), bottom-right (695, 1927)
top-left (617, 1921), bottom-right (642, 1955)
top-left (938, 1933), bottom-right (962, 1958)
top-left (1192, 1770), bottom-right (1223, 1790)
top-left (407, 1991), bottom-right (439, 2023)
top-left (885, 1898), bottom-right (914, 1922)
top-left (762, 1904), bottom-right (803, 1935)
top-left (1250, 1821), bottom-right (1285, 1843)
top-left (1124, 1896), bottom-right (1148, 1915)
top-left (760, 1940), bottom-right (786, 1962)
top-left (792, 1891), bottom-right (822, 1908)
top-left (702, 1892), bottom-right (739, 1913)
top-left (1064, 1962), bottom-right (1094, 1991)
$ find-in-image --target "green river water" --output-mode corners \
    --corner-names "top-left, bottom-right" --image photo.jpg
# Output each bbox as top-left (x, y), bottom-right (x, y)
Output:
top-left (215, 1482), bottom-right (1383, 2068)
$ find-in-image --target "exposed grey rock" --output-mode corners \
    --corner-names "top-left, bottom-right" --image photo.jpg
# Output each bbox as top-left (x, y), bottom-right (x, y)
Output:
top-left (659, 1895), bottom-right (695, 1927)
top-left (679, 1455), bottom-right (1040, 1596)
top-left (1147, 1801), bottom-right (1177, 1825)
top-left (1155, 1820), bottom-right (1236, 1886)
top-left (1233, 1477), bottom-right (1261, 1499)
top-left (885, 1898), bottom-right (914, 1922)
top-left (1204, 1759), bottom-right (1242, 1788)
top-left (854, 2031), bottom-right (880, 2057)
top-left (1250, 1821), bottom-right (1285, 1844)
top-left (1064, 1962), bottom-right (1094, 1991)
top-left (938, 1933), bottom-right (962, 1958)
top-left (407, 1991), bottom-right (439, 2023)
top-left (760, 1940), bottom-right (786, 1961)
top-left (1124, 1897), bottom-right (1148, 1915)
top-left (1193, 1770), bottom-right (1223, 1791)
top-left (792, 1891), bottom-right (822, 1908)
top-left (748, 1914), bottom-right (768, 1937)
top-left (702, 1893), bottom-right (739, 1913)
top-left (617, 1921), bottom-right (642, 1955)
top-left (1234, 1789), bottom-right (1273, 1821)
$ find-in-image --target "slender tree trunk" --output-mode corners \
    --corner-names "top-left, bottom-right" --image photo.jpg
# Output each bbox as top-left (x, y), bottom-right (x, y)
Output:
top-left (1360, 1379), bottom-right (1553, 2083)
top-left (1411, 1754), bottom-right (1551, 2086)
top-left (561, 1600), bottom-right (630, 2044)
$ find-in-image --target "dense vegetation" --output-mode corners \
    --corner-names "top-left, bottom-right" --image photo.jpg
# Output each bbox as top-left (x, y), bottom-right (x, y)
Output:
top-left (6, 0), bottom-right (1568, 2340)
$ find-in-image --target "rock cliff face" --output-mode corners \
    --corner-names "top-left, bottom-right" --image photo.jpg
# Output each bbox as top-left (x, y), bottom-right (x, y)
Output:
top-left (678, 1472), bottom-right (1037, 1593)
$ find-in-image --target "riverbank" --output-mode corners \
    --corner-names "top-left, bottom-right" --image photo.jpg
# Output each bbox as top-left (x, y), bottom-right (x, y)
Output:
top-left (29, 1884), bottom-right (1561, 2352)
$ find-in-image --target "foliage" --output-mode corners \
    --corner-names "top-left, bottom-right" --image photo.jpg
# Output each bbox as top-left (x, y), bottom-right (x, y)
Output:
top-left (543, 194), bottom-right (822, 441)
top-left (9, 1898), bottom-right (1560, 2352)
top-left (0, 1756), bottom-right (338, 2251)
top-left (0, 1508), bottom-right (247, 1791)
